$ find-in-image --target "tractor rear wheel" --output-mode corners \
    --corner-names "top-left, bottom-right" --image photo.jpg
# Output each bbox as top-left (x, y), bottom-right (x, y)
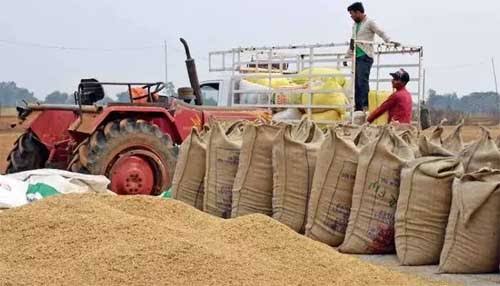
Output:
top-left (69, 119), bottom-right (176, 195)
top-left (6, 131), bottom-right (48, 173)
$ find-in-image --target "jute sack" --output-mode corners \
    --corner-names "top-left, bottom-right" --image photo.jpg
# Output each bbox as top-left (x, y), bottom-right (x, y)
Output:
top-left (496, 135), bottom-right (500, 149)
top-left (339, 127), bottom-right (414, 254)
top-left (305, 128), bottom-right (359, 246)
top-left (418, 135), bottom-right (455, 157)
top-left (391, 123), bottom-right (418, 136)
top-left (338, 124), bottom-right (379, 144)
top-left (272, 120), bottom-right (325, 233)
top-left (171, 127), bottom-right (210, 210)
top-left (353, 125), bottom-right (374, 148)
top-left (442, 121), bottom-right (464, 154)
top-left (335, 124), bottom-right (361, 141)
top-left (439, 169), bottom-right (500, 274)
top-left (395, 156), bottom-right (463, 266)
top-left (290, 117), bottom-right (315, 142)
top-left (353, 128), bottom-right (371, 148)
top-left (399, 130), bottom-right (420, 158)
top-left (203, 121), bottom-right (244, 218)
top-left (231, 124), bottom-right (281, 218)
top-left (429, 124), bottom-right (444, 145)
top-left (364, 125), bottom-right (382, 140)
top-left (460, 127), bottom-right (500, 173)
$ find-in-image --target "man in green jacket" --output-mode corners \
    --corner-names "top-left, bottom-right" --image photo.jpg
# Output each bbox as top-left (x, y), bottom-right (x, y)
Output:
top-left (345, 2), bottom-right (399, 111)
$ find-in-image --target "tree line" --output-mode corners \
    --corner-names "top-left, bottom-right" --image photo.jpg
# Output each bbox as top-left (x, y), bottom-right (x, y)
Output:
top-left (425, 89), bottom-right (500, 125)
top-left (0, 81), bottom-right (176, 106)
top-left (427, 89), bottom-right (499, 115)
top-left (1, 81), bottom-right (498, 119)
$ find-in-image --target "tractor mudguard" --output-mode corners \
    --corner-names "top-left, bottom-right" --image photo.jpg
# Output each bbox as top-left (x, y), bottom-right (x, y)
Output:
top-left (67, 105), bottom-right (183, 144)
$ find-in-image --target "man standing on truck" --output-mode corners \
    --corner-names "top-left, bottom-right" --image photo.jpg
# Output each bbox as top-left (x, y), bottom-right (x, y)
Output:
top-left (344, 2), bottom-right (399, 111)
top-left (367, 69), bottom-right (412, 124)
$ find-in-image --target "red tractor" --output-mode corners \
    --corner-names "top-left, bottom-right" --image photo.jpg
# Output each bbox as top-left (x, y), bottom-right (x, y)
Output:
top-left (5, 39), bottom-right (268, 195)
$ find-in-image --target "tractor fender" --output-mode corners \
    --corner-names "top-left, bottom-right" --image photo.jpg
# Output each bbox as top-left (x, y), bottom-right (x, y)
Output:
top-left (27, 110), bottom-right (79, 148)
top-left (67, 105), bottom-right (184, 144)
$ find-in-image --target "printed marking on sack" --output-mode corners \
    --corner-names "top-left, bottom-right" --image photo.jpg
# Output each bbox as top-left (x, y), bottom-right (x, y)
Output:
top-left (366, 223), bottom-right (395, 253)
top-left (336, 160), bottom-right (357, 191)
top-left (216, 147), bottom-right (240, 167)
top-left (326, 203), bottom-right (351, 233)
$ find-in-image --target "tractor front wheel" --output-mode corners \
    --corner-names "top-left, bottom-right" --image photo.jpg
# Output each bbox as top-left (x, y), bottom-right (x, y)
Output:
top-left (69, 119), bottom-right (176, 195)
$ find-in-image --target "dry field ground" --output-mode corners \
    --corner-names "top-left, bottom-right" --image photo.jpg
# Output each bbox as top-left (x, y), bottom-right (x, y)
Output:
top-left (0, 131), bottom-right (21, 173)
top-left (0, 116), bottom-right (23, 173)
top-left (0, 114), bottom-right (499, 174)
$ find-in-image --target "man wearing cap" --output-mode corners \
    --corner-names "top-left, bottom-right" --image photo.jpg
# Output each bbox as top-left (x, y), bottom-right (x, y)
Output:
top-left (345, 2), bottom-right (399, 111)
top-left (367, 69), bottom-right (412, 124)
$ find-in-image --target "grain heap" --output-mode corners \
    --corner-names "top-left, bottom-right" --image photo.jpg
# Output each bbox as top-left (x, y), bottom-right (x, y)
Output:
top-left (0, 194), bottom-right (449, 286)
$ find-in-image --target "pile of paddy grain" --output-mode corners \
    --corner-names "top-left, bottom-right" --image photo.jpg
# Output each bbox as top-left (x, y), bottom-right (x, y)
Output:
top-left (0, 194), bottom-right (450, 286)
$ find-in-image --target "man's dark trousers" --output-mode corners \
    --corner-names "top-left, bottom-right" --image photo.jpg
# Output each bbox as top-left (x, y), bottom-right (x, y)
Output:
top-left (355, 55), bottom-right (374, 111)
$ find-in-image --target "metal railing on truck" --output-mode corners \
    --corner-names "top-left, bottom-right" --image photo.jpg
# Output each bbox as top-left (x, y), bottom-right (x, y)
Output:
top-left (208, 41), bottom-right (423, 126)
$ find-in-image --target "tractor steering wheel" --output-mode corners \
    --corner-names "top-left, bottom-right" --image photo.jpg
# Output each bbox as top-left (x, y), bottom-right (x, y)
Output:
top-left (152, 82), bottom-right (165, 95)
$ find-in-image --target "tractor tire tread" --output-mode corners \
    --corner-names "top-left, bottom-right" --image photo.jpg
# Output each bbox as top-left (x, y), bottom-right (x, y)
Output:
top-left (5, 131), bottom-right (48, 174)
top-left (68, 119), bottom-right (176, 195)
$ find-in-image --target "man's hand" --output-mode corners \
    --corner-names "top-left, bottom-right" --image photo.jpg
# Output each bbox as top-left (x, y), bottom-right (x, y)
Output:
top-left (343, 61), bottom-right (349, 67)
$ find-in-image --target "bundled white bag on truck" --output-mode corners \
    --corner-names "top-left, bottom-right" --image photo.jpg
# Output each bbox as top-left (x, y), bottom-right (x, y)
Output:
top-left (239, 79), bottom-right (270, 105)
top-left (272, 108), bottom-right (302, 121)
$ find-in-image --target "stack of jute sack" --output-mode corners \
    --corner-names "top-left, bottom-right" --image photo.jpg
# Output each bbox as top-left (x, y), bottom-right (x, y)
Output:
top-left (312, 121), bottom-right (500, 274)
top-left (172, 118), bottom-right (500, 275)
top-left (394, 124), bottom-right (500, 274)
top-left (171, 118), bottom-right (324, 229)
top-left (330, 122), bottom-right (500, 274)
top-left (308, 124), bottom-right (416, 255)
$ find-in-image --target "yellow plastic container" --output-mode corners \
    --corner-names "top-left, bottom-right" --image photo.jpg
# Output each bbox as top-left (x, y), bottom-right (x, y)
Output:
top-left (301, 80), bottom-right (348, 115)
top-left (368, 90), bottom-right (392, 125)
top-left (292, 68), bottom-right (346, 87)
top-left (246, 77), bottom-right (291, 88)
top-left (302, 109), bottom-right (341, 121)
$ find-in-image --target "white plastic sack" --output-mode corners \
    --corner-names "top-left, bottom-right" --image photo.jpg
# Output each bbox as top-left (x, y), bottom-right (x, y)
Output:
top-left (0, 169), bottom-right (111, 209)
top-left (273, 108), bottom-right (303, 121)
top-left (239, 80), bottom-right (270, 105)
top-left (7, 169), bottom-right (110, 194)
top-left (0, 176), bottom-right (29, 209)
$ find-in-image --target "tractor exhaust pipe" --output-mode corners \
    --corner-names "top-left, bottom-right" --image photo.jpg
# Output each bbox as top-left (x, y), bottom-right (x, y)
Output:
top-left (180, 38), bottom-right (203, 106)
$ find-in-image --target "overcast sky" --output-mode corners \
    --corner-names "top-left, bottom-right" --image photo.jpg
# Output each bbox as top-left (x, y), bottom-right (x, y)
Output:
top-left (1, 0), bottom-right (499, 99)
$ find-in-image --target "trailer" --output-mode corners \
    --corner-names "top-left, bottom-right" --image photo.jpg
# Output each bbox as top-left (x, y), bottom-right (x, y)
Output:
top-left (201, 40), bottom-right (424, 126)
